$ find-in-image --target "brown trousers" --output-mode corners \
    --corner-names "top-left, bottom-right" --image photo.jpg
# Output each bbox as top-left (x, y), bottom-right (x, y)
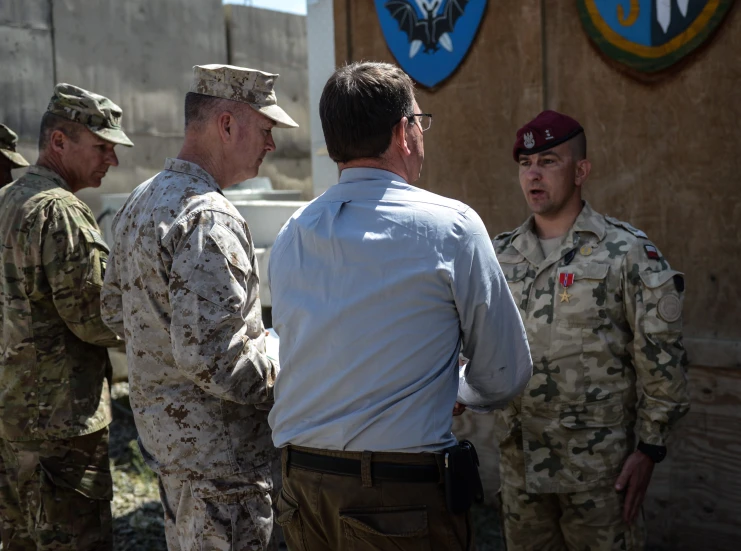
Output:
top-left (275, 446), bottom-right (472, 551)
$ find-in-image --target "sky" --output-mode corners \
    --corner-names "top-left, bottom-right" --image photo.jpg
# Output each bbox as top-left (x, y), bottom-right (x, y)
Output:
top-left (223, 0), bottom-right (307, 16)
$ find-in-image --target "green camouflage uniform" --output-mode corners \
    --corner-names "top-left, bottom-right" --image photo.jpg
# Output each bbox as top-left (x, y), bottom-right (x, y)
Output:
top-left (0, 166), bottom-right (121, 550)
top-left (0, 84), bottom-right (131, 551)
top-left (492, 202), bottom-right (690, 551)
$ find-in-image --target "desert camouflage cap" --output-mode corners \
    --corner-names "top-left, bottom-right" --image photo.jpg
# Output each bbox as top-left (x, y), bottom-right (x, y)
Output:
top-left (0, 124), bottom-right (30, 168)
top-left (46, 83), bottom-right (134, 147)
top-left (190, 64), bottom-right (299, 129)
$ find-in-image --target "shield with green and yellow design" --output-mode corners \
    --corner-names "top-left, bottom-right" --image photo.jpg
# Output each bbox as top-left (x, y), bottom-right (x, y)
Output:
top-left (577, 0), bottom-right (735, 73)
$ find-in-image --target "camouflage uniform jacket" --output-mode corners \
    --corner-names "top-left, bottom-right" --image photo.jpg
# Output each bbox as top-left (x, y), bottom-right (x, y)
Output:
top-left (101, 159), bottom-right (277, 480)
top-left (492, 202), bottom-right (690, 493)
top-left (0, 166), bottom-right (119, 441)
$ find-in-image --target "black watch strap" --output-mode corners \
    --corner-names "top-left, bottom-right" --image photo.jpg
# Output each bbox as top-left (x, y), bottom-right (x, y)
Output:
top-left (637, 441), bottom-right (667, 463)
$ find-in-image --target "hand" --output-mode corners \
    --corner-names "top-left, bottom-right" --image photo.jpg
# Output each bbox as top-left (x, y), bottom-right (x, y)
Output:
top-left (452, 402), bottom-right (466, 416)
top-left (615, 450), bottom-right (655, 524)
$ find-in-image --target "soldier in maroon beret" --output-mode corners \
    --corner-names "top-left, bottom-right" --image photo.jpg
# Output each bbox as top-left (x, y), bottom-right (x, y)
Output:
top-left (490, 110), bottom-right (689, 550)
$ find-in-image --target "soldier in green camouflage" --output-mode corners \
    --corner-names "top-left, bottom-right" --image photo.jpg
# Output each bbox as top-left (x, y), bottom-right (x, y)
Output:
top-left (492, 111), bottom-right (690, 550)
top-left (0, 123), bottom-right (30, 187)
top-left (0, 84), bottom-right (133, 550)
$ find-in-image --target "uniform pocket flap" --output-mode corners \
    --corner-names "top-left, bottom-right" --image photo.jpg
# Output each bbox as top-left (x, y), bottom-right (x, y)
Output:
top-left (497, 252), bottom-right (525, 264)
top-left (340, 506), bottom-right (428, 537)
top-left (190, 468), bottom-right (271, 501)
top-left (559, 396), bottom-right (623, 429)
top-left (639, 269), bottom-right (683, 289)
top-left (81, 227), bottom-right (110, 252)
top-left (500, 262), bottom-right (529, 283)
top-left (209, 223), bottom-right (251, 275)
top-left (567, 263), bottom-right (609, 281)
top-left (39, 462), bottom-right (113, 501)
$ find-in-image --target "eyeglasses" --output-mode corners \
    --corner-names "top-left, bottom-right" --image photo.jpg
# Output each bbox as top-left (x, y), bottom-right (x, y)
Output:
top-left (407, 113), bottom-right (433, 132)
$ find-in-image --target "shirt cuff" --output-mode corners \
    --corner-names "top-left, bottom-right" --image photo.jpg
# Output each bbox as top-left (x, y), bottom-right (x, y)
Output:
top-left (636, 420), bottom-right (666, 447)
top-left (457, 377), bottom-right (502, 411)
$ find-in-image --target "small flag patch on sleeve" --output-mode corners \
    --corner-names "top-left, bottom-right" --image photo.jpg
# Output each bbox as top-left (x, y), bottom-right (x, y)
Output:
top-left (644, 244), bottom-right (660, 260)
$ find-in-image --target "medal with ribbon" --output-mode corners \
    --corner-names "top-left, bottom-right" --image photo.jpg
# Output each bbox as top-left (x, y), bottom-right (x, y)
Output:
top-left (559, 272), bottom-right (574, 303)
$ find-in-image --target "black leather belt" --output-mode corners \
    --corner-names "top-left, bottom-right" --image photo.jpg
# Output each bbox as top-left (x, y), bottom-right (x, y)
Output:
top-left (287, 448), bottom-right (440, 483)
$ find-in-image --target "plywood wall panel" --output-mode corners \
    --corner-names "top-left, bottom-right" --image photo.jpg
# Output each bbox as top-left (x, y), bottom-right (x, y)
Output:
top-left (333, 0), bottom-right (542, 233)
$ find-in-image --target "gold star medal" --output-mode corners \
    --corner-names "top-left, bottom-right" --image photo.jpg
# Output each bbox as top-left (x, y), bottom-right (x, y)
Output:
top-left (559, 272), bottom-right (574, 303)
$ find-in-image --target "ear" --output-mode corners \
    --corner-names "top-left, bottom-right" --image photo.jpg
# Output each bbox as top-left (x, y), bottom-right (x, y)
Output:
top-left (49, 129), bottom-right (67, 153)
top-left (575, 159), bottom-right (591, 188)
top-left (394, 117), bottom-right (412, 157)
top-left (216, 112), bottom-right (235, 144)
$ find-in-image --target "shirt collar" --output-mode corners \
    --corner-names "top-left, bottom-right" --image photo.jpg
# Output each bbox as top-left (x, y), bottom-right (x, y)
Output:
top-left (509, 201), bottom-right (607, 267)
top-left (164, 158), bottom-right (223, 195)
top-left (338, 167), bottom-right (409, 186)
top-left (26, 165), bottom-right (72, 192)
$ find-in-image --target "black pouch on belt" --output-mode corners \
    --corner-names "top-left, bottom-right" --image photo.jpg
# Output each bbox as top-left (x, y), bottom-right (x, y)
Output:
top-left (443, 440), bottom-right (485, 514)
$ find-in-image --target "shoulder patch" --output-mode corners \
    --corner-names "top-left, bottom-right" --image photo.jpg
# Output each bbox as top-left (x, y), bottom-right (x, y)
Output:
top-left (604, 215), bottom-right (648, 239)
top-left (657, 295), bottom-right (682, 323)
top-left (644, 244), bottom-right (660, 260)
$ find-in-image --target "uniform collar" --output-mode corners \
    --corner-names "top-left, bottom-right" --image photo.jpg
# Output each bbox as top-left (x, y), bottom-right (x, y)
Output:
top-left (569, 201), bottom-right (607, 242)
top-left (164, 158), bottom-right (223, 195)
top-left (510, 201), bottom-right (607, 268)
top-left (26, 165), bottom-right (72, 192)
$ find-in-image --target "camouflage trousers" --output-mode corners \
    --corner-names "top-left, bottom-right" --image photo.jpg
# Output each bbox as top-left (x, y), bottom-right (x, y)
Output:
top-left (158, 464), bottom-right (280, 551)
top-left (499, 448), bottom-right (646, 551)
top-left (0, 427), bottom-right (113, 551)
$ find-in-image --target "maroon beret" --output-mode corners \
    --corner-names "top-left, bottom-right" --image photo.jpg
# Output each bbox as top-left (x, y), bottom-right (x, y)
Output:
top-left (513, 110), bottom-right (584, 161)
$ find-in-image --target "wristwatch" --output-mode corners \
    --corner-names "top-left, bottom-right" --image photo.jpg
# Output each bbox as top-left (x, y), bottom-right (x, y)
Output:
top-left (637, 441), bottom-right (667, 463)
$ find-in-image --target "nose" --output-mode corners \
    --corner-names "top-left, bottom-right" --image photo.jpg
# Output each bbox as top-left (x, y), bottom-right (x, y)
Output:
top-left (265, 133), bottom-right (276, 153)
top-left (524, 164), bottom-right (541, 182)
top-left (106, 148), bottom-right (119, 167)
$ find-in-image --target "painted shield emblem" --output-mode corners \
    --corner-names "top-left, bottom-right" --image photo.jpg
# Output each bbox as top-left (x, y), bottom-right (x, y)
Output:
top-left (375, 0), bottom-right (488, 88)
top-left (577, 0), bottom-right (735, 74)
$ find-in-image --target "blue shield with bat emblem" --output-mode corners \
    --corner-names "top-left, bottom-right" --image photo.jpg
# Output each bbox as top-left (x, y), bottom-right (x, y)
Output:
top-left (375, 0), bottom-right (488, 88)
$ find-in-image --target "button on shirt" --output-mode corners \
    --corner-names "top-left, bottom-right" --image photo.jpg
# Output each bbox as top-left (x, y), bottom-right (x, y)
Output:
top-left (268, 168), bottom-right (532, 453)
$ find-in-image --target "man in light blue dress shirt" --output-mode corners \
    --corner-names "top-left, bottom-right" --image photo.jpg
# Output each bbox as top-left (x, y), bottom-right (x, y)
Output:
top-left (269, 61), bottom-right (533, 550)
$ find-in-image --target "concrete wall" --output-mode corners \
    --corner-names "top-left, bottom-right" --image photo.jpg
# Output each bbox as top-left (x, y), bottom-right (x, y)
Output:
top-left (227, 5), bottom-right (312, 198)
top-left (54, 0), bottom-right (228, 212)
top-left (0, 0), bottom-right (54, 170)
top-left (334, 0), bottom-right (741, 548)
top-left (0, 1), bottom-right (312, 212)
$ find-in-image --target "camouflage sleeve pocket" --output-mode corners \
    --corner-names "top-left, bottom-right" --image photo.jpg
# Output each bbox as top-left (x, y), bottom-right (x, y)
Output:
top-left (185, 223), bottom-right (254, 313)
top-left (80, 227), bottom-right (110, 290)
top-left (638, 269), bottom-right (684, 333)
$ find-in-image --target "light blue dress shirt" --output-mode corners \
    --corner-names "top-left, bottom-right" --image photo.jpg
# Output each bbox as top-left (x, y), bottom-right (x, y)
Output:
top-left (268, 168), bottom-right (532, 453)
